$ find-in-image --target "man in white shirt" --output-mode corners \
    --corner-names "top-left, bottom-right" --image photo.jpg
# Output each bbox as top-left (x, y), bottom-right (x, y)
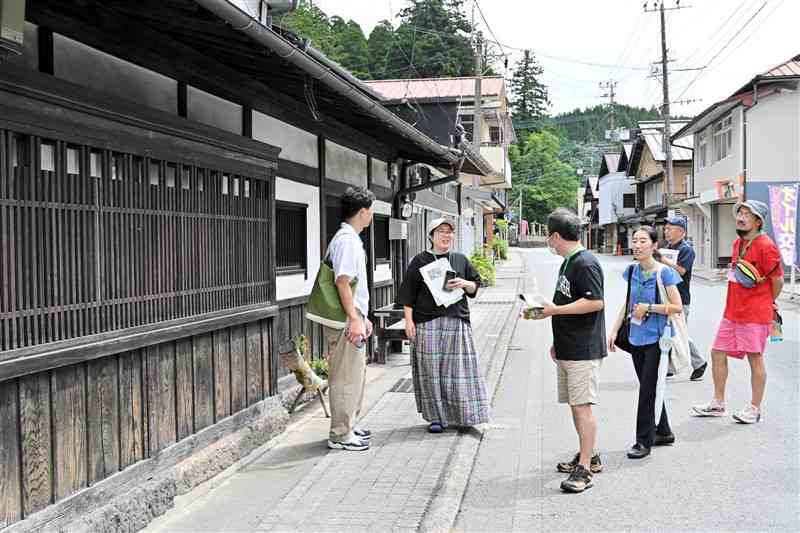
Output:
top-left (325, 186), bottom-right (375, 451)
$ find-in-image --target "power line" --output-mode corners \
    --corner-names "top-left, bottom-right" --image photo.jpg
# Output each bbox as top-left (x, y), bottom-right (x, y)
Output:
top-left (681, 0), bottom-right (750, 68)
top-left (676, 0), bottom-right (769, 100)
top-left (472, 0), bottom-right (509, 67)
top-left (707, 0), bottom-right (786, 75)
top-left (404, 25), bottom-right (651, 71)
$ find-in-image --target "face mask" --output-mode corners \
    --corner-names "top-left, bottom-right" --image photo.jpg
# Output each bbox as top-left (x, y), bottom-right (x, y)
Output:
top-left (547, 236), bottom-right (558, 255)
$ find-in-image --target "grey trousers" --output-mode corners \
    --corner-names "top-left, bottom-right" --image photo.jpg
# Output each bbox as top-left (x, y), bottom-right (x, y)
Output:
top-left (669, 305), bottom-right (706, 372)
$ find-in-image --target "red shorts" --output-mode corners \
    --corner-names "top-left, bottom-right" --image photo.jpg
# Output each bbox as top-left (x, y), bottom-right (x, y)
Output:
top-left (712, 318), bottom-right (771, 359)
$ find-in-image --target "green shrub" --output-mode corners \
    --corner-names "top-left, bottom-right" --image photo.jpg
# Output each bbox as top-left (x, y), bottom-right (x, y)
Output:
top-left (469, 248), bottom-right (496, 287)
top-left (493, 238), bottom-right (509, 260)
top-left (310, 357), bottom-right (329, 380)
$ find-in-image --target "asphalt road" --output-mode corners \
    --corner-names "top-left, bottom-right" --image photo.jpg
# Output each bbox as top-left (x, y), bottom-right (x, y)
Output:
top-left (455, 247), bottom-right (800, 532)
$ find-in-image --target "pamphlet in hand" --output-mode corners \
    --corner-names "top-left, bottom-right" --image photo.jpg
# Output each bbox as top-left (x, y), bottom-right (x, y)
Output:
top-left (519, 292), bottom-right (549, 319)
top-left (659, 248), bottom-right (679, 263)
top-left (420, 258), bottom-right (464, 307)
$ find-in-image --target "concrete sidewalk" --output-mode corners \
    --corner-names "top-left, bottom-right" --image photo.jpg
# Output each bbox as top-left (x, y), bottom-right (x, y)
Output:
top-left (145, 252), bottom-right (525, 533)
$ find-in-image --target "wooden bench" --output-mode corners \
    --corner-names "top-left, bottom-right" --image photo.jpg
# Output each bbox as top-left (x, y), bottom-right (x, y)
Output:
top-left (372, 304), bottom-right (407, 363)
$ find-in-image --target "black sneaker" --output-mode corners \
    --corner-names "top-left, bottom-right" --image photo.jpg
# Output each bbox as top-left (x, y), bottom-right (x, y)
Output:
top-left (560, 464), bottom-right (594, 493)
top-left (556, 453), bottom-right (603, 474)
top-left (690, 363), bottom-right (708, 381)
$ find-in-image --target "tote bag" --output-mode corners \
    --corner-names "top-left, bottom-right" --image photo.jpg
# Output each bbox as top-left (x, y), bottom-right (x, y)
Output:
top-left (306, 241), bottom-right (358, 329)
top-left (655, 267), bottom-right (691, 371)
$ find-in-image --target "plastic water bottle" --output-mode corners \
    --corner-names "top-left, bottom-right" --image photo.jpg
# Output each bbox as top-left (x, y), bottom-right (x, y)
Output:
top-left (770, 313), bottom-right (783, 343)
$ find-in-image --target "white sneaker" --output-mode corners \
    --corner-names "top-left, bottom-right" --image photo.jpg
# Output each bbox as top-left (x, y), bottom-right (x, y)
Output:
top-left (353, 427), bottom-right (371, 440)
top-left (732, 405), bottom-right (762, 424)
top-left (692, 399), bottom-right (727, 417)
top-left (327, 435), bottom-right (369, 451)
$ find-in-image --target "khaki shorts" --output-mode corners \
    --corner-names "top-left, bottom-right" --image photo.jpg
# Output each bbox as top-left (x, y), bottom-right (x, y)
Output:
top-left (557, 359), bottom-right (602, 405)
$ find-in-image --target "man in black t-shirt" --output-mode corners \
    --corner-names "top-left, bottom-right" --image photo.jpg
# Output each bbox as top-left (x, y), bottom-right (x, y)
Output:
top-left (530, 208), bottom-right (607, 494)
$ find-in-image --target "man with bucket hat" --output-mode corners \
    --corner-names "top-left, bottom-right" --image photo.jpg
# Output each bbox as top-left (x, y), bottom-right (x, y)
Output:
top-left (693, 200), bottom-right (784, 424)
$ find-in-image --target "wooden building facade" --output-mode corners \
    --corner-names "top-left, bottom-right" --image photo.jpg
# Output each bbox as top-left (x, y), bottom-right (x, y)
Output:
top-left (0, 1), bottom-right (491, 529)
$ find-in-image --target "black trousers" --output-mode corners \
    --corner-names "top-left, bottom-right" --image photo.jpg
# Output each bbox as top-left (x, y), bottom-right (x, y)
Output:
top-left (631, 342), bottom-right (671, 447)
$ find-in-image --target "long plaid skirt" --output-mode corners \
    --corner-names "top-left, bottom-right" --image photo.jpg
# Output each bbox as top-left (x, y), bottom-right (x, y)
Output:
top-left (411, 316), bottom-right (491, 426)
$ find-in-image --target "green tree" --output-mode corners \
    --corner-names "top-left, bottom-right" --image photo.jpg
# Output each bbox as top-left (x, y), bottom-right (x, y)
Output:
top-left (508, 50), bottom-right (549, 123)
top-left (382, 0), bottom-right (475, 79)
top-left (367, 20), bottom-right (394, 79)
top-left (332, 18), bottom-right (371, 79)
top-left (276, 1), bottom-right (338, 57)
top-left (511, 130), bottom-right (580, 223)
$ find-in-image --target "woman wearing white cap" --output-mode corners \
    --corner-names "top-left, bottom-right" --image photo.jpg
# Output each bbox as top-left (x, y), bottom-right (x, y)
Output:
top-left (397, 217), bottom-right (490, 433)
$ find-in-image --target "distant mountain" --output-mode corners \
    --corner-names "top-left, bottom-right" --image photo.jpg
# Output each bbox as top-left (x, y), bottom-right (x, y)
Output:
top-left (551, 104), bottom-right (662, 143)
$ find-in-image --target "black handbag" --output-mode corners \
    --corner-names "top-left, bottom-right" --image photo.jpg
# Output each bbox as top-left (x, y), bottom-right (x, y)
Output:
top-left (614, 265), bottom-right (635, 353)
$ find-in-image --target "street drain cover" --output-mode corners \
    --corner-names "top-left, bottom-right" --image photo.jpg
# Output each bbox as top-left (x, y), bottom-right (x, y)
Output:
top-left (389, 377), bottom-right (414, 393)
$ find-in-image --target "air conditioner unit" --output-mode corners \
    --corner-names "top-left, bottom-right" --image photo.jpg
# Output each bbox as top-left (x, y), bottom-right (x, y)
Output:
top-left (265, 0), bottom-right (298, 15)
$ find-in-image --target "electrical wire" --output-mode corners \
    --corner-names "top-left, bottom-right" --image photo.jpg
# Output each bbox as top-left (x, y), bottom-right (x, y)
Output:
top-left (473, 0), bottom-right (509, 67)
top-left (707, 0), bottom-right (786, 76)
top-left (675, 0), bottom-right (769, 100)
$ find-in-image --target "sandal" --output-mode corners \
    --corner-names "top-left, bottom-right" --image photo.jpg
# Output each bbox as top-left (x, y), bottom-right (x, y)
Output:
top-left (428, 422), bottom-right (444, 433)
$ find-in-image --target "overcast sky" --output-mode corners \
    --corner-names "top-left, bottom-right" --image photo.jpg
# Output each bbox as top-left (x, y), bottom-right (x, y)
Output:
top-left (311, 0), bottom-right (798, 117)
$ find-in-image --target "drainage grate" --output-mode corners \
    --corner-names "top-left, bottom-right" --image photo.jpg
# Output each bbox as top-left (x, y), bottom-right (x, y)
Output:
top-left (389, 377), bottom-right (415, 393)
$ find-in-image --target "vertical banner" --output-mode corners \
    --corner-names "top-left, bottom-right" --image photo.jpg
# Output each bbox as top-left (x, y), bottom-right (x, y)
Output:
top-left (768, 183), bottom-right (798, 266)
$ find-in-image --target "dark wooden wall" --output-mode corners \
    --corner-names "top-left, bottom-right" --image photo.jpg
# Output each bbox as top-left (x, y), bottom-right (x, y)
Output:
top-left (0, 317), bottom-right (275, 528)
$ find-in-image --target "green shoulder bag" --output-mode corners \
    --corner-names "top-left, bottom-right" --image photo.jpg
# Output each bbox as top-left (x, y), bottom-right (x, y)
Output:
top-left (305, 250), bottom-right (357, 329)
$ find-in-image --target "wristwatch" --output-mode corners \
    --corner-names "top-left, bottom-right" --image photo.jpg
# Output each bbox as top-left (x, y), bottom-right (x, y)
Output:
top-left (647, 303), bottom-right (654, 315)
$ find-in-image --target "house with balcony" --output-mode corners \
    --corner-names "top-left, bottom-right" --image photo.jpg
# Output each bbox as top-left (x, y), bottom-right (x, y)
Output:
top-left (673, 54), bottom-right (800, 272)
top-left (624, 121), bottom-right (693, 240)
top-left (366, 76), bottom-right (515, 255)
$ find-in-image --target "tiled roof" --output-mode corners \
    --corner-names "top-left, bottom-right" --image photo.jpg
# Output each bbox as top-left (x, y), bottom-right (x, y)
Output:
top-left (365, 76), bottom-right (505, 101)
top-left (763, 54), bottom-right (800, 77)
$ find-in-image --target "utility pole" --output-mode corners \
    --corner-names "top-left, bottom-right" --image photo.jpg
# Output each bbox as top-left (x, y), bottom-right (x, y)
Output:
top-left (599, 79), bottom-right (618, 132)
top-left (472, 30), bottom-right (483, 189)
top-left (645, 1), bottom-right (690, 207)
top-left (473, 31), bottom-right (483, 151)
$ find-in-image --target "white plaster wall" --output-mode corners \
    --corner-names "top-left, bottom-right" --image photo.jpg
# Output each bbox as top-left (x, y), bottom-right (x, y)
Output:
top-left (326, 141), bottom-right (367, 186)
top-left (372, 159), bottom-right (391, 188)
top-left (693, 107), bottom-right (744, 194)
top-left (252, 111), bottom-right (318, 167)
top-left (747, 90), bottom-right (800, 182)
top-left (53, 33), bottom-right (177, 114)
top-left (599, 172), bottom-right (636, 226)
top-left (187, 86), bottom-right (242, 134)
top-left (373, 200), bottom-right (392, 216)
top-left (275, 178), bottom-right (321, 301)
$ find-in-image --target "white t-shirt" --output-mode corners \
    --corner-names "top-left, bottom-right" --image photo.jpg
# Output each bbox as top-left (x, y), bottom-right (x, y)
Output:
top-left (328, 223), bottom-right (369, 317)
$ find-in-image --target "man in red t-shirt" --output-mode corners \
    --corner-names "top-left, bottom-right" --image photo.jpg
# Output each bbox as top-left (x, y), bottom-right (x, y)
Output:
top-left (693, 200), bottom-right (784, 424)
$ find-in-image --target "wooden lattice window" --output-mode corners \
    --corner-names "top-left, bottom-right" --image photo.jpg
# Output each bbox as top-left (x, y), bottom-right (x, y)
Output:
top-left (276, 201), bottom-right (307, 276)
top-left (0, 129), bottom-right (273, 353)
